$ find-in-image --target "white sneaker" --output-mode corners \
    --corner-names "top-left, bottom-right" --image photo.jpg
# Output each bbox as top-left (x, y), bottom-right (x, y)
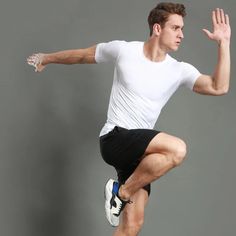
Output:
top-left (104, 179), bottom-right (128, 227)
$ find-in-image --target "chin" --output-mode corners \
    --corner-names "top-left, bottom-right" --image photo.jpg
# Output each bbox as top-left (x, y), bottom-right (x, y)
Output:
top-left (167, 47), bottom-right (178, 52)
top-left (171, 45), bottom-right (180, 51)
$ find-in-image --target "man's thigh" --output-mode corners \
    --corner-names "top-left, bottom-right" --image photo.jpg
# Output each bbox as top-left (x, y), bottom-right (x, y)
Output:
top-left (144, 132), bottom-right (187, 155)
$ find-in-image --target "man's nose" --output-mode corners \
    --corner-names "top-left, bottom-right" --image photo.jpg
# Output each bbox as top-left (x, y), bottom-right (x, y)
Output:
top-left (179, 30), bottom-right (184, 39)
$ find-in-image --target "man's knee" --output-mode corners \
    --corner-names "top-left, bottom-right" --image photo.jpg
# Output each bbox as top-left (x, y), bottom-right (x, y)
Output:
top-left (172, 139), bottom-right (187, 166)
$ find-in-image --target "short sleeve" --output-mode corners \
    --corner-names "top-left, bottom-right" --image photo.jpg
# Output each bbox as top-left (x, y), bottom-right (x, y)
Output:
top-left (180, 62), bottom-right (202, 90)
top-left (95, 40), bottom-right (125, 64)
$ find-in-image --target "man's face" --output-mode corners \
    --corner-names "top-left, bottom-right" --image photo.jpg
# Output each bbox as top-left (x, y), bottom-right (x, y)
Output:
top-left (158, 14), bottom-right (184, 52)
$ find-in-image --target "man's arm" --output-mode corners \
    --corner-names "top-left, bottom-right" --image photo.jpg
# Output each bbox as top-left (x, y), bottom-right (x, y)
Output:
top-left (27, 45), bottom-right (97, 72)
top-left (193, 8), bottom-right (231, 96)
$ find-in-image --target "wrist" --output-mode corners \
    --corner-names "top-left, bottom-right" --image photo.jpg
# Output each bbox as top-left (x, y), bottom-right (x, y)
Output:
top-left (218, 39), bottom-right (230, 47)
top-left (41, 53), bottom-right (50, 65)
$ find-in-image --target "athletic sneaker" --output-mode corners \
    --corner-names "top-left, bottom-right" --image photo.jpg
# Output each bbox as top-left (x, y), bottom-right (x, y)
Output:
top-left (104, 179), bottom-right (129, 227)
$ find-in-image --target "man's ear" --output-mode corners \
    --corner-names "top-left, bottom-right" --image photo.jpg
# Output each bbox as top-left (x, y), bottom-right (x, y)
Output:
top-left (152, 23), bottom-right (162, 36)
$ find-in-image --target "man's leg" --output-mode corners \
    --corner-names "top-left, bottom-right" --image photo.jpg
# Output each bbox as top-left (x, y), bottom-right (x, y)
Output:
top-left (113, 188), bottom-right (149, 236)
top-left (119, 132), bottom-right (187, 200)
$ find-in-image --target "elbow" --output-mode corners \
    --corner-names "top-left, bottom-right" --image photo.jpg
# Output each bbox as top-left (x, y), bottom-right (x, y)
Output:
top-left (221, 87), bottom-right (229, 95)
top-left (215, 86), bottom-right (229, 96)
top-left (212, 74), bottom-right (230, 95)
top-left (212, 81), bottom-right (229, 95)
top-left (222, 85), bottom-right (229, 94)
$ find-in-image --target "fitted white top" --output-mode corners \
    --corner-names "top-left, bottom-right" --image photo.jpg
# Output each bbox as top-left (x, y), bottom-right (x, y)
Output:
top-left (95, 41), bottom-right (201, 136)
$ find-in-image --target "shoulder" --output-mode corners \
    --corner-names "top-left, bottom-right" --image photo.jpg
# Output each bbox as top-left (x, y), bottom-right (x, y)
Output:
top-left (98, 40), bottom-right (143, 47)
top-left (112, 40), bottom-right (143, 56)
top-left (167, 56), bottom-right (196, 70)
top-left (97, 40), bottom-right (126, 48)
top-left (165, 54), bottom-right (182, 68)
top-left (126, 41), bottom-right (143, 49)
top-left (166, 54), bottom-right (194, 65)
top-left (179, 61), bottom-right (199, 72)
top-left (112, 40), bottom-right (143, 50)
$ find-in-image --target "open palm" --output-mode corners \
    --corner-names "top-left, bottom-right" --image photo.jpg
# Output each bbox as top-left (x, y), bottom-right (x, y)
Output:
top-left (203, 8), bottom-right (231, 43)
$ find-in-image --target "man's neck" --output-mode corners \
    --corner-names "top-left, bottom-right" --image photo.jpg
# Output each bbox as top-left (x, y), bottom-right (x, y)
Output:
top-left (143, 37), bottom-right (167, 62)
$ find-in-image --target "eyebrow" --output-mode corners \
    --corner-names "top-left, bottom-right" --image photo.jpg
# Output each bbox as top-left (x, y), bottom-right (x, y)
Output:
top-left (172, 25), bottom-right (184, 29)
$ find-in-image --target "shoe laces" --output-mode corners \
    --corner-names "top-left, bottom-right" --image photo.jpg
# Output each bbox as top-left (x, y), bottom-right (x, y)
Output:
top-left (116, 199), bottom-right (133, 216)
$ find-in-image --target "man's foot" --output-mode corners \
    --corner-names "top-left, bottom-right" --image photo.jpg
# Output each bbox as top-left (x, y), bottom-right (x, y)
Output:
top-left (104, 179), bottom-right (129, 227)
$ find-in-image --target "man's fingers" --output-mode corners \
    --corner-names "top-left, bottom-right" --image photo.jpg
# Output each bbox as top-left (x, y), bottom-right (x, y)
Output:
top-left (212, 8), bottom-right (230, 27)
top-left (225, 14), bottom-right (230, 25)
top-left (27, 59), bottom-right (37, 66)
top-left (27, 61), bottom-right (35, 66)
top-left (220, 9), bottom-right (225, 24)
top-left (27, 54), bottom-right (41, 66)
top-left (212, 10), bottom-right (217, 26)
top-left (27, 58), bottom-right (36, 65)
top-left (27, 57), bottom-right (36, 63)
top-left (27, 53), bottom-right (45, 72)
top-left (202, 29), bottom-right (213, 39)
top-left (216, 8), bottom-right (221, 24)
top-left (202, 29), bottom-right (210, 35)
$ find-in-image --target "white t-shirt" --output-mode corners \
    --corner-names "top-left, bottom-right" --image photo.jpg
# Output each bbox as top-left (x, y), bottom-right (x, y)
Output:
top-left (95, 40), bottom-right (201, 136)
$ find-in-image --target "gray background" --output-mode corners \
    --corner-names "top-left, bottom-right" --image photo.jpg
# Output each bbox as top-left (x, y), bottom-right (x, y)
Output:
top-left (0, 0), bottom-right (235, 235)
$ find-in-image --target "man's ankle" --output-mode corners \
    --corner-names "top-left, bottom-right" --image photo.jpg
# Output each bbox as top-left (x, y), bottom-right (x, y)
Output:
top-left (118, 185), bottom-right (130, 201)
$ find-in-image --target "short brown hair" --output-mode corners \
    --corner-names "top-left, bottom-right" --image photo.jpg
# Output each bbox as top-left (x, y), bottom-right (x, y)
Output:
top-left (148, 2), bottom-right (186, 36)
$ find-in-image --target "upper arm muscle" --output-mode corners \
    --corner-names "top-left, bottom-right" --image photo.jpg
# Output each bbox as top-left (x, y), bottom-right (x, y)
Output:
top-left (193, 74), bottom-right (218, 95)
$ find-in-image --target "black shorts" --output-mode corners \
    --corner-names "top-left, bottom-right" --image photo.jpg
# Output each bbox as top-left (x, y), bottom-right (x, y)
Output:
top-left (99, 126), bottom-right (161, 195)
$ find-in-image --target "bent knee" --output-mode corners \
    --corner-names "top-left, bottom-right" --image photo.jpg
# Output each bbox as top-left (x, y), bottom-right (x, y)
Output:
top-left (173, 139), bottom-right (187, 166)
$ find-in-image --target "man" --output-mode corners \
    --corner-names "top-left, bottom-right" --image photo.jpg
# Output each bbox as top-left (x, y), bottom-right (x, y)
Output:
top-left (27, 2), bottom-right (231, 236)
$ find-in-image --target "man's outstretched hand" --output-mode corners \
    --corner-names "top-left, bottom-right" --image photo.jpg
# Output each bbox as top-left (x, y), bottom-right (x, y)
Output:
top-left (203, 8), bottom-right (231, 44)
top-left (27, 53), bottom-right (46, 72)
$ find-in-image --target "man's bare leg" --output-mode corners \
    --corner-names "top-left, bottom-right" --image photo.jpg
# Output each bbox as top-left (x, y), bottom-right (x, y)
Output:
top-left (119, 132), bottom-right (187, 200)
top-left (113, 188), bottom-right (149, 236)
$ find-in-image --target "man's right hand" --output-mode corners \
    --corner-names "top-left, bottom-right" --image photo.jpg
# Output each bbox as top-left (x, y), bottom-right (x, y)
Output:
top-left (27, 53), bottom-right (46, 72)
